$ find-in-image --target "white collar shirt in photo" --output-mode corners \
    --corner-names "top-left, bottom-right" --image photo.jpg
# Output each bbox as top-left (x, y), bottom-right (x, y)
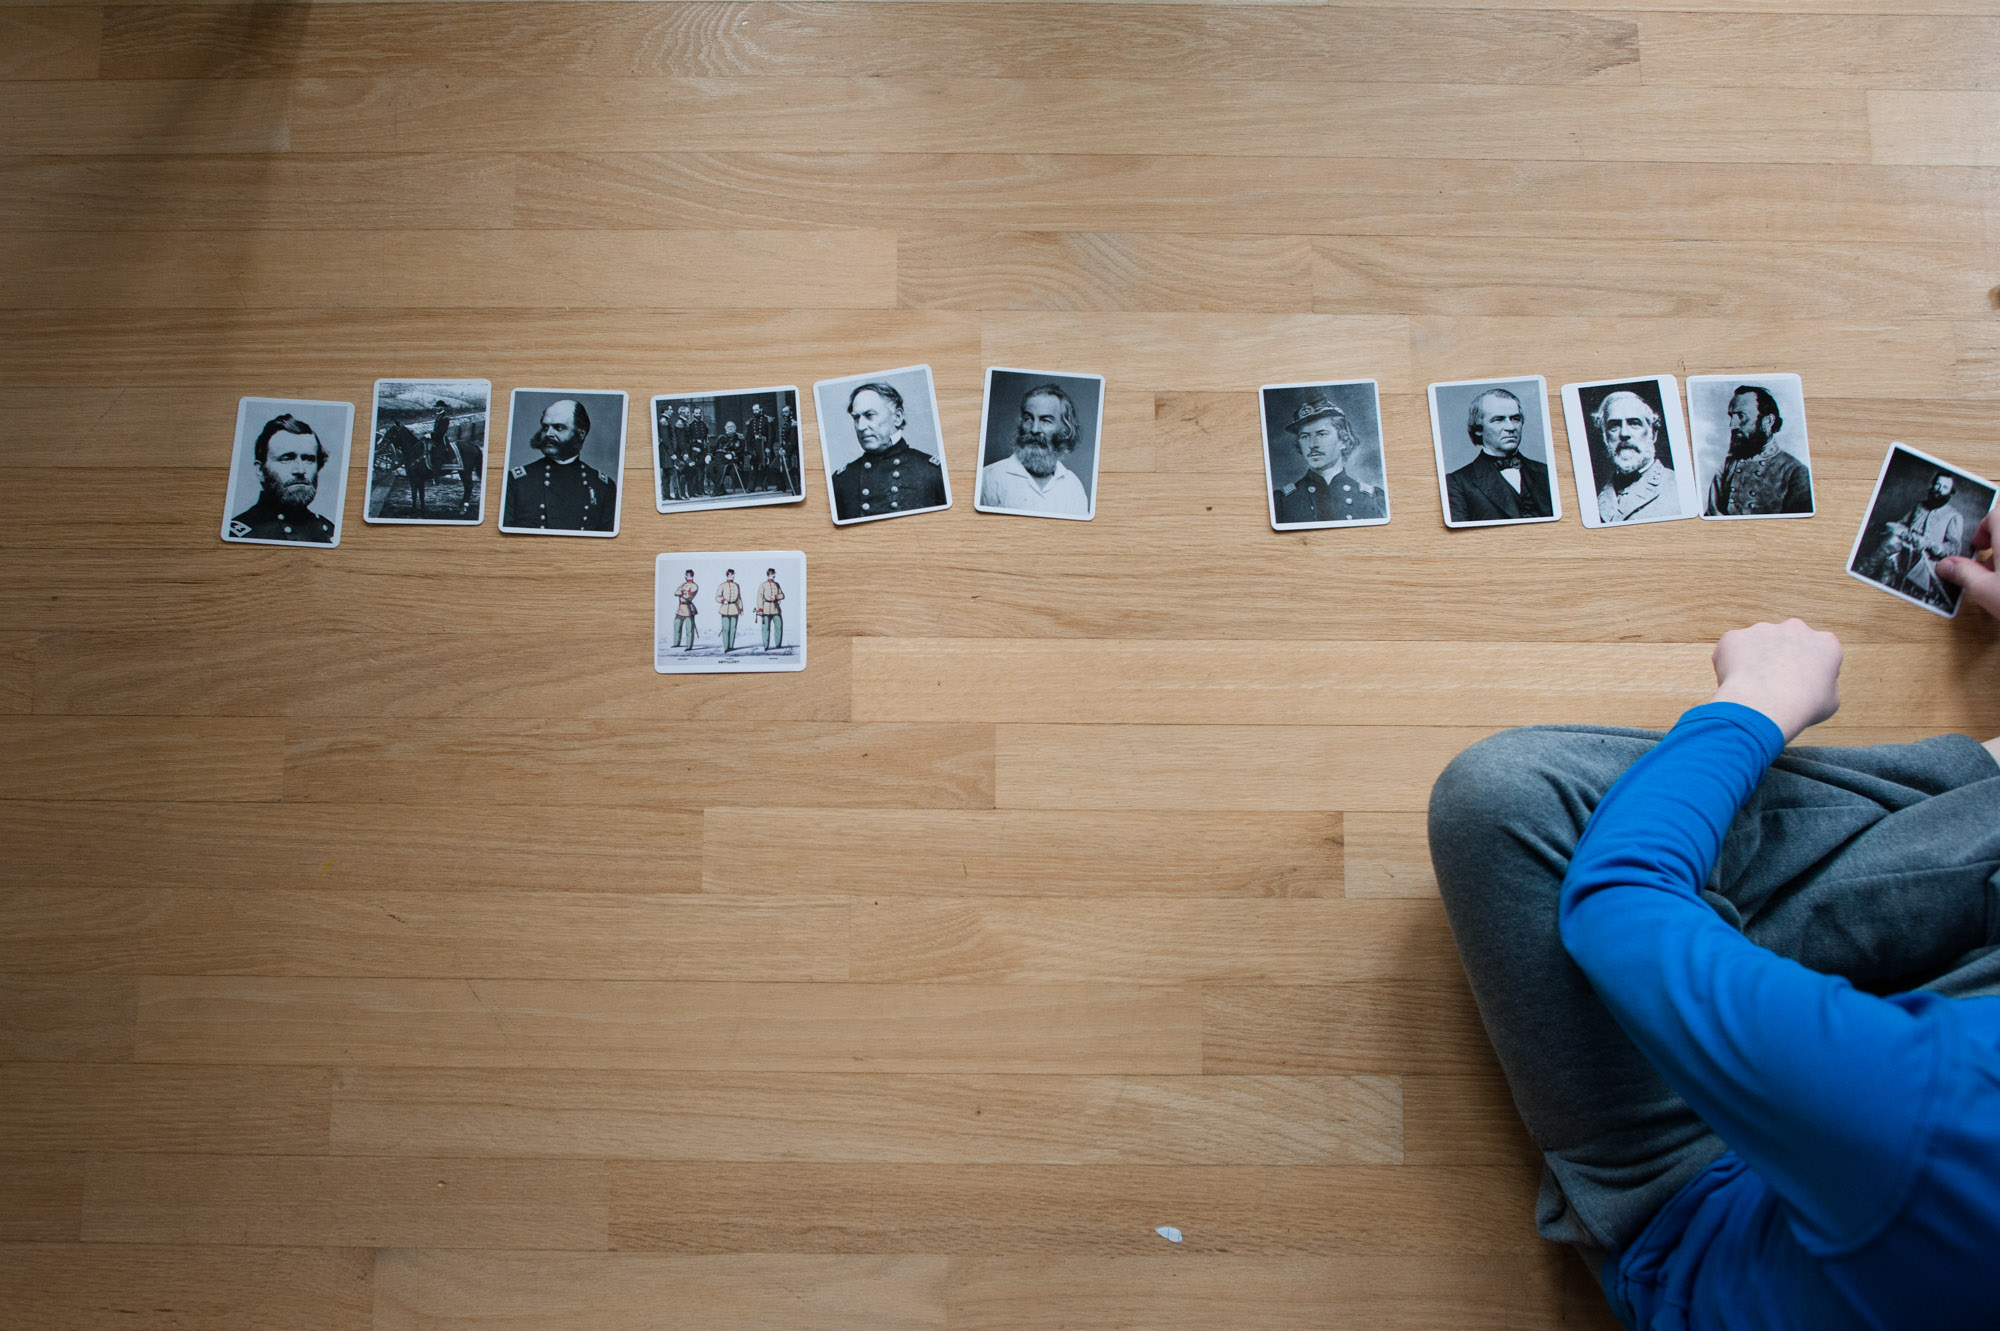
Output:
top-left (979, 452), bottom-right (1089, 515)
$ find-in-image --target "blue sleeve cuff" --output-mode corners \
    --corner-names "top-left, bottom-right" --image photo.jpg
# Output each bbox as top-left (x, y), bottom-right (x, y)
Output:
top-left (1677, 699), bottom-right (1787, 764)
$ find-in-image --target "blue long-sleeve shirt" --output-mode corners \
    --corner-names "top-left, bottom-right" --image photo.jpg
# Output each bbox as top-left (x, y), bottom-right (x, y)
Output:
top-left (1561, 702), bottom-right (2000, 1330)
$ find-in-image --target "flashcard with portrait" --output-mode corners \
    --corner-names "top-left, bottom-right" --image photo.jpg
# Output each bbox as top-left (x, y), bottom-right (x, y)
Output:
top-left (497, 388), bottom-right (629, 538)
top-left (1428, 376), bottom-right (1562, 529)
top-left (650, 386), bottom-right (807, 515)
top-left (220, 396), bottom-right (355, 548)
top-left (973, 367), bottom-right (1106, 521)
top-left (1259, 379), bottom-right (1392, 531)
top-left (364, 378), bottom-right (491, 526)
top-left (811, 365), bottom-right (953, 526)
top-left (1560, 376), bottom-right (1699, 529)
top-left (654, 551), bottom-right (806, 674)
top-left (1687, 373), bottom-right (1815, 521)
top-left (1846, 444), bottom-right (1996, 620)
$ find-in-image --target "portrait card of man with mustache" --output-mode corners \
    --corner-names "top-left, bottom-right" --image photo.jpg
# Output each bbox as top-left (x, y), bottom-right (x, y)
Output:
top-left (1260, 379), bottom-right (1392, 531)
top-left (220, 396), bottom-right (355, 548)
top-left (1429, 376), bottom-right (1562, 529)
top-left (973, 368), bottom-right (1105, 521)
top-left (498, 388), bottom-right (628, 538)
top-left (1561, 376), bottom-right (1701, 529)
top-left (1848, 443), bottom-right (1997, 619)
top-left (1688, 373), bottom-right (1816, 521)
top-left (812, 365), bottom-right (952, 526)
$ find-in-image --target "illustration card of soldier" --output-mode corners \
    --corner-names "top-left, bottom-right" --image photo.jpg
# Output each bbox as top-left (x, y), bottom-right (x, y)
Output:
top-left (1428, 376), bottom-right (1562, 529)
top-left (973, 367), bottom-right (1106, 521)
top-left (1847, 444), bottom-right (1996, 619)
top-left (497, 388), bottom-right (628, 538)
top-left (1560, 375), bottom-right (1700, 529)
top-left (811, 365), bottom-right (952, 525)
top-left (654, 551), bottom-right (806, 673)
top-left (651, 386), bottom-right (806, 514)
top-left (364, 378), bottom-right (491, 525)
top-left (1260, 380), bottom-right (1391, 531)
top-left (1687, 373), bottom-right (1815, 521)
top-left (219, 396), bottom-right (355, 548)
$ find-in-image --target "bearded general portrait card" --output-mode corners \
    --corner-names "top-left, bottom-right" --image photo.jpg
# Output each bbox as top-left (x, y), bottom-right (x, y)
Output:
top-left (973, 368), bottom-right (1105, 521)
top-left (1687, 373), bottom-right (1815, 521)
top-left (1561, 375), bottom-right (1699, 529)
top-left (220, 396), bottom-right (355, 548)
top-left (1429, 376), bottom-right (1562, 529)
top-left (498, 388), bottom-right (628, 538)
top-left (1260, 379), bottom-right (1391, 531)
top-left (811, 365), bottom-right (952, 525)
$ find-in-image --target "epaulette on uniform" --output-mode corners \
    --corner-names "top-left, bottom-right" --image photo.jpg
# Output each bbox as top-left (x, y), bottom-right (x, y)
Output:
top-left (229, 519), bottom-right (251, 537)
top-left (511, 464), bottom-right (527, 478)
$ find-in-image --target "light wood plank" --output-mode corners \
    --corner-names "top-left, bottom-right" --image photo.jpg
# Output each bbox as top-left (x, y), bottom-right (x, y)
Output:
top-left (0, 802), bottom-right (701, 893)
top-left (1314, 235), bottom-right (1999, 318)
top-left (1343, 811), bottom-right (1439, 900)
top-left (0, 78), bottom-right (289, 153)
top-left (900, 233), bottom-right (1314, 312)
top-left (0, 887), bottom-right (849, 979)
top-left (849, 898), bottom-right (1457, 984)
top-left (942, 1252), bottom-right (1567, 1330)
top-left (331, 1069), bottom-right (1396, 1165)
top-left (0, 230), bottom-right (898, 311)
top-left (0, 717), bottom-right (281, 801)
top-left (1871, 92), bottom-right (2000, 166)
top-left (0, 6), bottom-right (98, 79)
top-left (1202, 981), bottom-right (1494, 1075)
top-left (517, 154), bottom-right (2000, 246)
top-left (0, 1154), bottom-right (83, 1241)
top-left (82, 1154), bottom-right (608, 1248)
top-left (701, 809), bottom-right (1341, 897)
top-left (0, 1243), bottom-right (374, 1331)
top-left (608, 1162), bottom-right (1552, 1254)
top-left (102, 3), bottom-right (1637, 86)
top-left (283, 720), bottom-right (992, 809)
top-left (0, 978), bottom-right (135, 1062)
top-left (373, 1251), bottom-right (946, 1331)
top-left (0, 1064), bottom-right (331, 1152)
top-left (290, 77), bottom-right (1867, 163)
top-left (1403, 1074), bottom-right (1539, 1169)
top-left (980, 311), bottom-right (1413, 392)
top-left (136, 978), bottom-right (1204, 1073)
top-left (1641, 14), bottom-right (2000, 93)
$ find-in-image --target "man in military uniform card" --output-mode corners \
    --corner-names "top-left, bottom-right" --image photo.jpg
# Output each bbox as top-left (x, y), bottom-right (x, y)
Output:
top-left (498, 388), bottom-right (627, 538)
top-left (1688, 373), bottom-right (1816, 521)
top-left (1428, 376), bottom-right (1561, 529)
top-left (651, 388), bottom-right (805, 514)
top-left (1847, 444), bottom-right (1996, 619)
top-left (1560, 375), bottom-right (1700, 530)
top-left (220, 396), bottom-right (355, 548)
top-left (813, 365), bottom-right (953, 525)
top-left (364, 378), bottom-right (490, 525)
top-left (654, 551), bottom-right (807, 674)
top-left (1259, 380), bottom-right (1391, 531)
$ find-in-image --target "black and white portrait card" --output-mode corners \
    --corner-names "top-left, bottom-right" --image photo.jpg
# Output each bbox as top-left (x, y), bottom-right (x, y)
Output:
top-left (1688, 373), bottom-right (1815, 521)
top-left (651, 386), bottom-right (806, 514)
top-left (498, 388), bottom-right (628, 538)
top-left (364, 378), bottom-right (490, 526)
top-left (811, 365), bottom-right (952, 525)
top-left (1260, 379), bottom-right (1391, 531)
top-left (1428, 376), bottom-right (1562, 529)
top-left (1561, 376), bottom-right (1699, 529)
top-left (1847, 444), bottom-right (1996, 619)
top-left (654, 551), bottom-right (806, 673)
top-left (973, 367), bottom-right (1105, 521)
top-left (219, 396), bottom-right (354, 548)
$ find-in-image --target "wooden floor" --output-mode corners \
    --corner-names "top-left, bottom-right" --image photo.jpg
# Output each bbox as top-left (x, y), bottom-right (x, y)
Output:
top-left (3, 2), bottom-right (1999, 1327)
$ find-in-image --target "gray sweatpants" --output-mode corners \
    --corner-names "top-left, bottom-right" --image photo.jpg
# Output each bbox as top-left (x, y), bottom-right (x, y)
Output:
top-left (1427, 725), bottom-right (2000, 1257)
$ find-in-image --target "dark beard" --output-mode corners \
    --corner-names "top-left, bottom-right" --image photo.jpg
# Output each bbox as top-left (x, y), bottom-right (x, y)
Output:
top-left (1923, 491), bottom-right (1952, 509)
top-left (266, 476), bottom-right (317, 507)
top-left (1729, 427), bottom-right (1770, 457)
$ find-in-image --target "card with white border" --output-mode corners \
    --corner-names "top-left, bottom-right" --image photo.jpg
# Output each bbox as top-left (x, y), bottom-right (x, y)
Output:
top-left (1260, 380), bottom-right (1391, 531)
top-left (651, 386), bottom-right (806, 514)
top-left (1846, 443), bottom-right (1995, 619)
top-left (973, 367), bottom-right (1106, 521)
top-left (812, 365), bottom-right (952, 525)
top-left (364, 378), bottom-right (491, 525)
top-left (1687, 373), bottom-right (1815, 520)
top-left (1560, 375), bottom-right (1699, 528)
top-left (655, 551), bottom-right (806, 673)
top-left (498, 388), bottom-right (628, 537)
top-left (1428, 376), bottom-right (1562, 528)
top-left (220, 396), bottom-right (354, 548)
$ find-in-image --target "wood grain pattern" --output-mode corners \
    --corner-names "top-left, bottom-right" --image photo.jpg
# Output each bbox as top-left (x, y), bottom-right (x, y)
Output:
top-left (1870, 91), bottom-right (2000, 166)
top-left (0, 633), bottom-right (29, 714)
top-left (1201, 981), bottom-right (1494, 1075)
top-left (901, 233), bottom-right (1315, 312)
top-left (0, 717), bottom-right (282, 801)
top-left (0, 1064), bottom-right (332, 1153)
top-left (0, 1154), bottom-right (84, 1242)
top-left (0, 77), bottom-right (289, 153)
top-left (0, 978), bottom-right (136, 1063)
top-left (1640, 14), bottom-right (2000, 92)
top-left (1343, 812), bottom-right (1439, 899)
top-left (0, 1244), bottom-right (375, 1331)
top-left (0, 6), bottom-right (98, 80)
